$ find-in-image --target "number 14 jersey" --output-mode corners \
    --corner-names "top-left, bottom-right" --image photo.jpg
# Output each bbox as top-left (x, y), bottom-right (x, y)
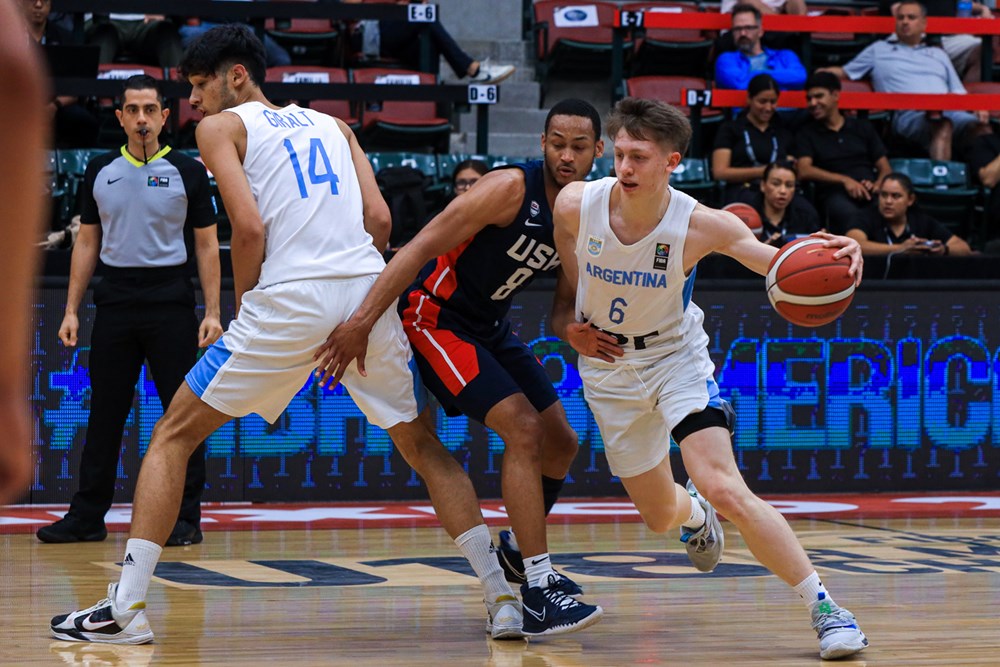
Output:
top-left (226, 102), bottom-right (385, 288)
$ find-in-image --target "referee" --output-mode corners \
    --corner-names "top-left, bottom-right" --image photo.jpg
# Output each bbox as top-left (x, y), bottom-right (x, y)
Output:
top-left (37, 75), bottom-right (222, 546)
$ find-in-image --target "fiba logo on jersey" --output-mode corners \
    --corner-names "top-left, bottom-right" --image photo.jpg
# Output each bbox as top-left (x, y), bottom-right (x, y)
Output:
top-left (653, 242), bottom-right (670, 270)
top-left (530, 200), bottom-right (540, 217)
top-left (587, 235), bottom-right (603, 257)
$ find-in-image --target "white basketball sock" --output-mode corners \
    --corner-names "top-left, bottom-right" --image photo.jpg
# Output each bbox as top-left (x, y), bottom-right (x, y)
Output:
top-left (524, 553), bottom-right (557, 589)
top-left (794, 571), bottom-right (836, 610)
top-left (680, 493), bottom-right (706, 529)
top-left (454, 524), bottom-right (512, 602)
top-left (115, 538), bottom-right (162, 610)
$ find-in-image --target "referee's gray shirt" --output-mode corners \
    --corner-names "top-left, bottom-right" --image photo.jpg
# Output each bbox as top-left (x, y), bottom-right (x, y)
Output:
top-left (80, 145), bottom-right (215, 268)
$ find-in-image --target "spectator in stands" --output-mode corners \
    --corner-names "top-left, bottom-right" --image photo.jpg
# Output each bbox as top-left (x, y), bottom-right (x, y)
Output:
top-left (341, 0), bottom-right (515, 84)
top-left (966, 129), bottom-right (1000, 241)
top-left (715, 4), bottom-right (806, 91)
top-left (721, 0), bottom-right (806, 15)
top-left (21, 0), bottom-right (99, 148)
top-left (846, 172), bottom-right (974, 255)
top-left (736, 160), bottom-right (822, 246)
top-left (86, 13), bottom-right (184, 68)
top-left (822, 0), bottom-right (990, 161)
top-left (879, 0), bottom-right (993, 83)
top-left (451, 158), bottom-right (489, 196)
top-left (421, 159), bottom-right (490, 228)
top-left (712, 74), bottom-right (793, 203)
top-left (179, 17), bottom-right (291, 68)
top-left (795, 72), bottom-right (891, 234)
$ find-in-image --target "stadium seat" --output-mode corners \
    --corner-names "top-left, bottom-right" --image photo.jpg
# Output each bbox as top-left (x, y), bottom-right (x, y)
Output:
top-left (532, 1), bottom-right (634, 85)
top-left (265, 15), bottom-right (343, 67)
top-left (669, 157), bottom-right (719, 205)
top-left (349, 68), bottom-right (450, 153)
top-left (805, 6), bottom-right (874, 70)
top-left (623, 75), bottom-right (722, 156)
top-left (839, 78), bottom-right (888, 123)
top-left (264, 66), bottom-right (360, 130)
top-left (624, 3), bottom-right (714, 78)
top-left (889, 158), bottom-right (980, 239)
top-left (586, 155), bottom-right (616, 181)
top-left (56, 149), bottom-right (104, 229)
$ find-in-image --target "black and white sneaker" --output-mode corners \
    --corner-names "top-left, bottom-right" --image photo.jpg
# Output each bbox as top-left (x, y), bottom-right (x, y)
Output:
top-left (520, 574), bottom-right (603, 637)
top-left (498, 530), bottom-right (584, 597)
top-left (51, 583), bottom-right (154, 644)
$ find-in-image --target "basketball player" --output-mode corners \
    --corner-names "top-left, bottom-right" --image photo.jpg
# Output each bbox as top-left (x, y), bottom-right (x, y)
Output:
top-left (314, 100), bottom-right (607, 636)
top-left (0, 0), bottom-right (47, 505)
top-left (550, 97), bottom-right (869, 660)
top-left (50, 25), bottom-right (523, 643)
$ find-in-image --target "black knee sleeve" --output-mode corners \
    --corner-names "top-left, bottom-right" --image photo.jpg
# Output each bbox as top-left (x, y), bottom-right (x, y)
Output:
top-left (542, 475), bottom-right (565, 516)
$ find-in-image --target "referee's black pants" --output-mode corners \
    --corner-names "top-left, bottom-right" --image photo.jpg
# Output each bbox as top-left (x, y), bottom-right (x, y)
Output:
top-left (67, 268), bottom-right (206, 528)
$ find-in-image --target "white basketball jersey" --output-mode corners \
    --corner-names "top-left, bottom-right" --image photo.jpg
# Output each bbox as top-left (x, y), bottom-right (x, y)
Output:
top-left (226, 102), bottom-right (385, 288)
top-left (575, 178), bottom-right (711, 366)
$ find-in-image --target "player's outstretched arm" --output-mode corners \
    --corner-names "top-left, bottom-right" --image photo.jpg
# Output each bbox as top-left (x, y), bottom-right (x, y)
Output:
top-left (196, 113), bottom-right (264, 315)
top-left (689, 206), bottom-right (779, 276)
top-left (313, 168), bottom-right (524, 388)
top-left (0, 0), bottom-right (48, 503)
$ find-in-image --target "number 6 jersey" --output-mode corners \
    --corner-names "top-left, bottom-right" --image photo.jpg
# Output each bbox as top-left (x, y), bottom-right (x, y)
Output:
top-left (226, 102), bottom-right (386, 288)
top-left (575, 177), bottom-right (710, 366)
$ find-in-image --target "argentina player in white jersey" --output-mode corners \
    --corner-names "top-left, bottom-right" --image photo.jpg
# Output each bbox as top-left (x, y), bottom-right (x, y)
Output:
top-left (551, 97), bottom-right (870, 660)
top-left (51, 24), bottom-right (526, 644)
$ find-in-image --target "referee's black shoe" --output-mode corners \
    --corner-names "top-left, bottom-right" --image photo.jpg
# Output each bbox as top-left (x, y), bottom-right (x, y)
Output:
top-left (37, 515), bottom-right (107, 543)
top-left (165, 519), bottom-right (203, 547)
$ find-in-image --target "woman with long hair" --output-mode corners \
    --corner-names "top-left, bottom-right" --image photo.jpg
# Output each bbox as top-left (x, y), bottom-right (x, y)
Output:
top-left (712, 73), bottom-right (793, 203)
top-left (737, 160), bottom-right (821, 246)
top-left (845, 172), bottom-right (973, 256)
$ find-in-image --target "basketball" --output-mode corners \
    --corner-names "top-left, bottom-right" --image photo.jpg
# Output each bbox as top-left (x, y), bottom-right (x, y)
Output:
top-left (723, 202), bottom-right (763, 237)
top-left (766, 238), bottom-right (856, 327)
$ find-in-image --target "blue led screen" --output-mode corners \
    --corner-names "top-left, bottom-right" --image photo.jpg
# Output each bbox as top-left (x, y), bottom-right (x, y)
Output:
top-left (27, 284), bottom-right (1000, 503)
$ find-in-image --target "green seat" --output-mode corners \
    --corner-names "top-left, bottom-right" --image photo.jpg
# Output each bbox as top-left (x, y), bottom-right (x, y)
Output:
top-left (889, 158), bottom-right (980, 240)
top-left (669, 157), bottom-right (718, 206)
top-left (586, 156), bottom-right (615, 181)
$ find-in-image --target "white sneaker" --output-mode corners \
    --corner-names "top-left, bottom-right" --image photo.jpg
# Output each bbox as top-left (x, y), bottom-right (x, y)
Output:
top-left (50, 583), bottom-right (154, 644)
top-left (811, 600), bottom-right (869, 660)
top-left (470, 60), bottom-right (515, 84)
top-left (680, 480), bottom-right (724, 573)
top-left (485, 594), bottom-right (524, 640)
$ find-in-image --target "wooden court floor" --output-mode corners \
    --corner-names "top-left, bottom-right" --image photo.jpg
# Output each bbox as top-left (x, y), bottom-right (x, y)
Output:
top-left (3, 513), bottom-right (1000, 666)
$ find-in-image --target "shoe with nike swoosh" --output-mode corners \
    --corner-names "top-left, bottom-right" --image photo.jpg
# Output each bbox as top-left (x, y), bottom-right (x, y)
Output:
top-left (50, 583), bottom-right (154, 644)
top-left (520, 574), bottom-right (603, 637)
top-left (498, 530), bottom-right (584, 598)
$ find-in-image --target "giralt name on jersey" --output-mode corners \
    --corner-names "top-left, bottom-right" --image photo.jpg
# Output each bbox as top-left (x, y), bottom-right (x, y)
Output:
top-left (263, 109), bottom-right (317, 129)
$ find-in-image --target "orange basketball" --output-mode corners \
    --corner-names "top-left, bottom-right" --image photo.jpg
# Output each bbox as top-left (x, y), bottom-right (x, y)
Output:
top-left (766, 238), bottom-right (856, 327)
top-left (723, 202), bottom-right (763, 237)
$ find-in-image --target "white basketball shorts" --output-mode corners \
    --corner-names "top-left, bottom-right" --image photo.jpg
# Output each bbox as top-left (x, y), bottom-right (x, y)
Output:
top-left (186, 275), bottom-right (422, 428)
top-left (579, 345), bottom-right (719, 478)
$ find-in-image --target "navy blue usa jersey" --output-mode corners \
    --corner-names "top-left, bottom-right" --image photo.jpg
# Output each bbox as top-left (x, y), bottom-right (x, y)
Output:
top-left (405, 160), bottom-right (559, 334)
